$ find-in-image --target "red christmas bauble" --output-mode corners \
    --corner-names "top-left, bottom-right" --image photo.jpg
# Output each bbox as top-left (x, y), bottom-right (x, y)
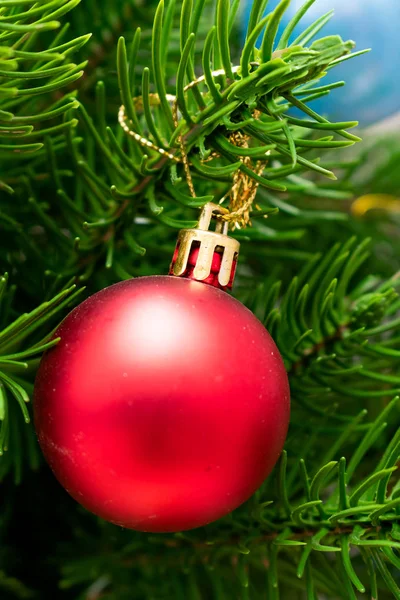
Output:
top-left (34, 276), bottom-right (290, 532)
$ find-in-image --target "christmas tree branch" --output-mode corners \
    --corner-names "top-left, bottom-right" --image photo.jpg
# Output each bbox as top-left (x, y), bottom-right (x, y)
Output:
top-left (0, 278), bottom-right (83, 480)
top-left (1, 0), bottom-right (365, 290)
top-left (55, 414), bottom-right (400, 598)
top-left (1, 1), bottom-right (400, 597)
top-left (0, 0), bottom-right (91, 193)
top-left (1, 234), bottom-right (399, 597)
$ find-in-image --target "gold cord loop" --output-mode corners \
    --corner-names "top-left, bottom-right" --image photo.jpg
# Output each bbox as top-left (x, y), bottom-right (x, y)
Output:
top-left (118, 63), bottom-right (266, 229)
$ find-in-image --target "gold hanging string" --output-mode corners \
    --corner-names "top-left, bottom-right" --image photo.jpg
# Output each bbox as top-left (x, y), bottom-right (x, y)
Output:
top-left (118, 63), bottom-right (266, 229)
top-left (118, 96), bottom-right (180, 163)
top-left (171, 96), bottom-right (196, 198)
top-left (118, 66), bottom-right (244, 163)
top-left (219, 110), bottom-right (268, 229)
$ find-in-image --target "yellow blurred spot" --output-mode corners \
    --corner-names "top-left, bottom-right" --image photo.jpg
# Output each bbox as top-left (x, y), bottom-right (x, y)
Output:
top-left (351, 194), bottom-right (400, 216)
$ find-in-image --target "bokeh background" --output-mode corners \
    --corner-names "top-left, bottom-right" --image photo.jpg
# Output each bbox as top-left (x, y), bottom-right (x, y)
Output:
top-left (243, 0), bottom-right (400, 126)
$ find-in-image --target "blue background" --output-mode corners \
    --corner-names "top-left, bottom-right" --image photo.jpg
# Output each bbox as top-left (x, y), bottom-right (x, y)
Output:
top-left (242, 0), bottom-right (400, 125)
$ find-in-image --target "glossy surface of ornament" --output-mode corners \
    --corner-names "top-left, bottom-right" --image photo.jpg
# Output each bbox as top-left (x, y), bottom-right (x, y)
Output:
top-left (34, 276), bottom-right (290, 532)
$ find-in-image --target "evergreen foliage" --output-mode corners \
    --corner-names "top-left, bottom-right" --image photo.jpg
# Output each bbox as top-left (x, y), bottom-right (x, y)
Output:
top-left (0, 0), bottom-right (399, 598)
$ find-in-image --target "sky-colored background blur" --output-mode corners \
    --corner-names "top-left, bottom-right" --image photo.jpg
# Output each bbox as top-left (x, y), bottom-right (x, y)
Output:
top-left (242, 0), bottom-right (400, 126)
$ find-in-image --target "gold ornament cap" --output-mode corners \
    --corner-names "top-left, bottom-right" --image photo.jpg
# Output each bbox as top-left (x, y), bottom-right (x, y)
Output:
top-left (169, 203), bottom-right (240, 290)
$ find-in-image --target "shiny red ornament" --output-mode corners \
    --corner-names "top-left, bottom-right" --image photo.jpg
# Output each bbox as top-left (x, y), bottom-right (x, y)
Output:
top-left (34, 276), bottom-right (290, 532)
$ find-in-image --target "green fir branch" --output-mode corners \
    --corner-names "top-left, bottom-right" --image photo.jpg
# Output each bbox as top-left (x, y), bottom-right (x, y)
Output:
top-left (0, 1), bottom-right (400, 598)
